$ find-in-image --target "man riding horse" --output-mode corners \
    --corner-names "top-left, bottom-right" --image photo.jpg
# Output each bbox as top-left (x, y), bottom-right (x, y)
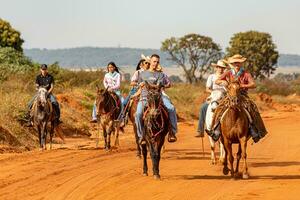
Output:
top-left (209, 54), bottom-right (268, 143)
top-left (27, 64), bottom-right (61, 126)
top-left (135, 54), bottom-right (177, 144)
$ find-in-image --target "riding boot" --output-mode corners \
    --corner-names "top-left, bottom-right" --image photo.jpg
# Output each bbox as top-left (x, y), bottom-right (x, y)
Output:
top-left (168, 131), bottom-right (177, 143)
top-left (249, 125), bottom-right (260, 143)
top-left (211, 124), bottom-right (221, 142)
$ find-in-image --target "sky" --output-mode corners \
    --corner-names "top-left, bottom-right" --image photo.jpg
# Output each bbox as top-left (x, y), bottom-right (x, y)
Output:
top-left (0, 0), bottom-right (300, 54)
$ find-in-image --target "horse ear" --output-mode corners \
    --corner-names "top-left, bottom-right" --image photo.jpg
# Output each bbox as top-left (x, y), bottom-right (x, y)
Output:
top-left (96, 84), bottom-right (100, 94)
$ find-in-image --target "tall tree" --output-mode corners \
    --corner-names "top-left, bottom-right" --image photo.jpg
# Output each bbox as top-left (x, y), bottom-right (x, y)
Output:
top-left (161, 33), bottom-right (221, 84)
top-left (226, 31), bottom-right (279, 79)
top-left (0, 18), bottom-right (24, 52)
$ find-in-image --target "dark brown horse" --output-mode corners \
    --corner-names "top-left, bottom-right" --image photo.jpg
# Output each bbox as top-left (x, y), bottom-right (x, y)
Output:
top-left (126, 96), bottom-right (142, 158)
top-left (141, 85), bottom-right (170, 179)
top-left (218, 81), bottom-right (251, 179)
top-left (95, 87), bottom-right (122, 151)
top-left (32, 87), bottom-right (55, 150)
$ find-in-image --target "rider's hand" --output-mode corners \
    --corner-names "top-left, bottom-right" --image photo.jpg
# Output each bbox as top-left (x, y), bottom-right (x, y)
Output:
top-left (107, 88), bottom-right (113, 92)
top-left (139, 82), bottom-right (145, 88)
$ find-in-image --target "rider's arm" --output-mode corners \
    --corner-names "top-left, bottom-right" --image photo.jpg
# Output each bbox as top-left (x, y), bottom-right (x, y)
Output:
top-left (215, 71), bottom-right (230, 85)
top-left (205, 74), bottom-right (213, 93)
top-left (240, 72), bottom-right (256, 89)
top-left (48, 83), bottom-right (54, 94)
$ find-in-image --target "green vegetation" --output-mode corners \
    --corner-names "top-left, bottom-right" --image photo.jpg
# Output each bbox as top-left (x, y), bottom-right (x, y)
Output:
top-left (0, 18), bottom-right (24, 52)
top-left (161, 33), bottom-right (222, 84)
top-left (226, 31), bottom-right (279, 79)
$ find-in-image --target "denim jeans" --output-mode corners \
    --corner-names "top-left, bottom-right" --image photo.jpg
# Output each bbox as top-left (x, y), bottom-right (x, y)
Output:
top-left (135, 95), bottom-right (178, 139)
top-left (197, 102), bottom-right (208, 133)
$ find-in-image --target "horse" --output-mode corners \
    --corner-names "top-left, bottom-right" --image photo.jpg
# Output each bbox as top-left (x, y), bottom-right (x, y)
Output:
top-left (141, 84), bottom-right (170, 179)
top-left (95, 87), bottom-right (122, 151)
top-left (32, 87), bottom-right (55, 150)
top-left (127, 96), bottom-right (142, 158)
top-left (205, 89), bottom-right (226, 165)
top-left (216, 80), bottom-right (251, 179)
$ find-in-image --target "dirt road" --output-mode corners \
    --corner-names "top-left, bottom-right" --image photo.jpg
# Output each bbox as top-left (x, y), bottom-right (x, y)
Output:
top-left (0, 109), bottom-right (300, 200)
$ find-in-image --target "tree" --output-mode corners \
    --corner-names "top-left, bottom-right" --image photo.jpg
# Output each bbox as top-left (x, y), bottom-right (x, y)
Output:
top-left (0, 18), bottom-right (24, 52)
top-left (0, 47), bottom-right (37, 81)
top-left (161, 33), bottom-right (222, 84)
top-left (226, 31), bottom-right (279, 79)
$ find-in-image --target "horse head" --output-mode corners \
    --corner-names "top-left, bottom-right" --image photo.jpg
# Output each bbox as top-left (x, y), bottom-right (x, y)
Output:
top-left (209, 89), bottom-right (225, 112)
top-left (227, 79), bottom-right (241, 106)
top-left (95, 86), bottom-right (111, 116)
top-left (37, 87), bottom-right (48, 108)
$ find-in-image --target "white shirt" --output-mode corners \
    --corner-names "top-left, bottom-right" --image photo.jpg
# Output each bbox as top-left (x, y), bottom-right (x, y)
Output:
top-left (206, 74), bottom-right (225, 91)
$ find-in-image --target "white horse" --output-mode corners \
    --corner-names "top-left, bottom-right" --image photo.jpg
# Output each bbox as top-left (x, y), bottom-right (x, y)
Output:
top-left (205, 89), bottom-right (226, 165)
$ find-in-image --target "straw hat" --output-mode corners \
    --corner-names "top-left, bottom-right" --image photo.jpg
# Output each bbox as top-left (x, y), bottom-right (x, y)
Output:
top-left (141, 54), bottom-right (151, 63)
top-left (211, 60), bottom-right (228, 68)
top-left (226, 54), bottom-right (247, 64)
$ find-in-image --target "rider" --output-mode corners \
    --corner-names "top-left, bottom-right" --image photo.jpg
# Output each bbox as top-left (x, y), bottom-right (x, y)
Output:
top-left (27, 64), bottom-right (61, 126)
top-left (118, 55), bottom-right (151, 127)
top-left (211, 54), bottom-right (267, 143)
top-left (135, 54), bottom-right (177, 144)
top-left (91, 62), bottom-right (122, 123)
top-left (195, 60), bottom-right (227, 137)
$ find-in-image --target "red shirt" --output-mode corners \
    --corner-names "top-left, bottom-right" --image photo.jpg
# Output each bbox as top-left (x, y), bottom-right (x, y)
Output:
top-left (220, 69), bottom-right (254, 91)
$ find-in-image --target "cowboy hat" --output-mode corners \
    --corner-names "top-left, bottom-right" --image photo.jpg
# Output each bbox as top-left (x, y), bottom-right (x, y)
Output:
top-left (211, 60), bottom-right (228, 68)
top-left (141, 54), bottom-right (151, 63)
top-left (226, 54), bottom-right (247, 64)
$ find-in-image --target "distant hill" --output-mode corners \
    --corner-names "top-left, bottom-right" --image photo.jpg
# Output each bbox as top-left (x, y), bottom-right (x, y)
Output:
top-left (24, 47), bottom-right (300, 68)
top-left (24, 47), bottom-right (175, 68)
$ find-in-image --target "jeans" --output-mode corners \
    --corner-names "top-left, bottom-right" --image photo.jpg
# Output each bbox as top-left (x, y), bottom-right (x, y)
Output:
top-left (135, 95), bottom-right (178, 139)
top-left (197, 102), bottom-right (208, 133)
top-left (122, 87), bottom-right (138, 108)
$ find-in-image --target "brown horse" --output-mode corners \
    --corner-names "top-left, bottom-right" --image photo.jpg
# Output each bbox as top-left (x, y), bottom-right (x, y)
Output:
top-left (95, 87), bottom-right (122, 151)
top-left (217, 81), bottom-right (251, 179)
top-left (127, 97), bottom-right (142, 158)
top-left (141, 85), bottom-right (170, 179)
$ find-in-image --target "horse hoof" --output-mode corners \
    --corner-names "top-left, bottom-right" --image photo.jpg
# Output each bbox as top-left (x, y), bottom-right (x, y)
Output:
top-left (242, 173), bottom-right (249, 179)
top-left (211, 160), bottom-right (216, 165)
top-left (153, 175), bottom-right (161, 180)
top-left (223, 167), bottom-right (229, 175)
top-left (143, 172), bottom-right (148, 176)
top-left (136, 154), bottom-right (142, 159)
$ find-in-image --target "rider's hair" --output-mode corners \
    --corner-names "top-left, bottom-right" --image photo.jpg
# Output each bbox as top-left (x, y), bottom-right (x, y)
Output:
top-left (107, 62), bottom-right (120, 73)
top-left (136, 59), bottom-right (145, 71)
top-left (150, 54), bottom-right (160, 59)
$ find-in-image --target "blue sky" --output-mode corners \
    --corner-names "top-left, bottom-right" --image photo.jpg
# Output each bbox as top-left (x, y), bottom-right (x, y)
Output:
top-left (1, 0), bottom-right (299, 54)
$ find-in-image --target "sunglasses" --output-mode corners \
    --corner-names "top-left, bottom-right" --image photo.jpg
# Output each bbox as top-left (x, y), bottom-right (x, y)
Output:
top-left (144, 62), bottom-right (150, 65)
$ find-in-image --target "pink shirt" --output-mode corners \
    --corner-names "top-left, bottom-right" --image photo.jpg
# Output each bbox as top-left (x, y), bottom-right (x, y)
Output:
top-left (220, 69), bottom-right (254, 91)
top-left (103, 72), bottom-right (121, 90)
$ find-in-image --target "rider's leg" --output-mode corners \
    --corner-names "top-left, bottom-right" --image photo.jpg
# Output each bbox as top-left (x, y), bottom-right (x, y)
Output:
top-left (196, 102), bottom-right (208, 137)
top-left (161, 94), bottom-right (177, 142)
top-left (91, 101), bottom-right (97, 122)
top-left (135, 100), bottom-right (146, 143)
top-left (49, 94), bottom-right (60, 121)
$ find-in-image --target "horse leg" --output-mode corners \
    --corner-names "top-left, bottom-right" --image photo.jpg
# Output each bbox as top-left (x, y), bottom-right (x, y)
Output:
top-left (219, 141), bottom-right (225, 164)
top-left (134, 124), bottom-right (142, 158)
top-left (102, 125), bottom-right (108, 150)
top-left (209, 136), bottom-right (216, 165)
top-left (226, 143), bottom-right (235, 178)
top-left (49, 122), bottom-right (54, 150)
top-left (150, 145), bottom-right (160, 180)
top-left (114, 126), bottom-right (120, 147)
top-left (38, 126), bottom-right (42, 149)
top-left (106, 124), bottom-right (112, 150)
top-left (43, 122), bottom-right (48, 150)
top-left (240, 137), bottom-right (249, 179)
top-left (235, 143), bottom-right (242, 178)
top-left (141, 144), bottom-right (148, 176)
top-left (222, 138), bottom-right (230, 176)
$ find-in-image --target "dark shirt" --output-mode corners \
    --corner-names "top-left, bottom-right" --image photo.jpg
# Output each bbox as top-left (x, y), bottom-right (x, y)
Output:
top-left (35, 73), bottom-right (54, 90)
